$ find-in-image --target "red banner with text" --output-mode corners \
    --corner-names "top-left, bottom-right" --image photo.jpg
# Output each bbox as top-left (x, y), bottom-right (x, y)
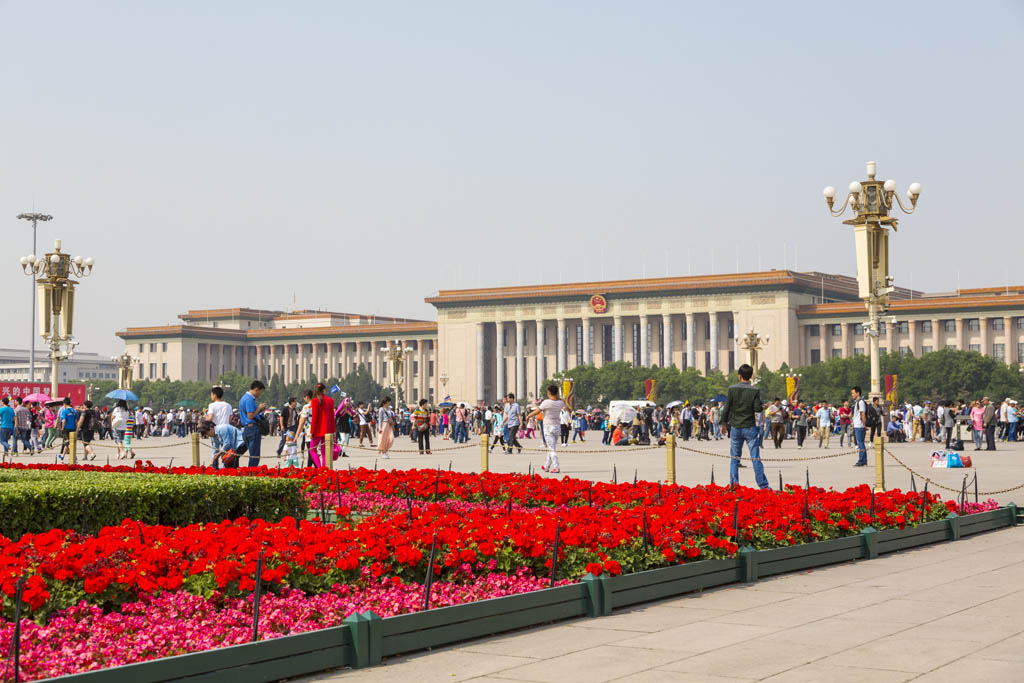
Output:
top-left (0, 382), bottom-right (86, 404)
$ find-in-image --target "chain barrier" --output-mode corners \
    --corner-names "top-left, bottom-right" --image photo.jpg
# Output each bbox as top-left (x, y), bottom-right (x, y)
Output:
top-left (341, 441), bottom-right (479, 453)
top-left (883, 446), bottom-right (1024, 496)
top-left (90, 439), bottom-right (191, 450)
top-left (675, 442), bottom-right (860, 463)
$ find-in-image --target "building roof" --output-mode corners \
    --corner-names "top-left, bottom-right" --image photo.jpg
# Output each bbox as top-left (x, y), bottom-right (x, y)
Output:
top-left (425, 270), bottom-right (919, 307)
top-left (117, 321), bottom-right (438, 342)
top-left (797, 291), bottom-right (1024, 319)
top-left (178, 308), bottom-right (429, 324)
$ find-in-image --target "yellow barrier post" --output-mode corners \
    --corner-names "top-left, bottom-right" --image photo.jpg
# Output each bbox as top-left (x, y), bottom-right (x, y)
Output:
top-left (69, 431), bottom-right (77, 466)
top-left (480, 433), bottom-right (489, 472)
top-left (874, 435), bottom-right (885, 493)
top-left (191, 432), bottom-right (201, 467)
top-left (325, 433), bottom-right (334, 469)
top-left (665, 433), bottom-right (676, 484)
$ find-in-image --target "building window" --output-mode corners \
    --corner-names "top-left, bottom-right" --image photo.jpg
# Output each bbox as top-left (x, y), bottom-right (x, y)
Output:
top-left (831, 348), bottom-right (842, 359)
top-left (921, 345), bottom-right (933, 354)
top-left (149, 363), bottom-right (156, 377)
top-left (897, 321), bottom-right (910, 334)
top-left (704, 321), bottom-right (711, 339)
top-left (381, 363), bottom-right (386, 378)
top-left (993, 343), bottom-right (1005, 360)
top-left (1017, 317), bottom-right (1024, 330)
top-left (632, 324), bottom-right (640, 362)
top-left (162, 343), bottom-right (168, 352)
top-left (992, 318), bottom-right (1005, 331)
top-left (1019, 343), bottom-right (1024, 361)
top-left (808, 325), bottom-right (820, 337)
top-left (602, 326), bottom-right (613, 362)
top-left (853, 323), bottom-right (864, 335)
top-left (704, 351), bottom-right (711, 369)
top-left (878, 321), bottom-right (886, 334)
top-left (810, 349), bottom-right (821, 364)
top-left (920, 320), bottom-right (932, 333)
top-left (854, 347), bottom-right (864, 356)
top-left (945, 344), bottom-right (957, 350)
top-left (138, 344), bottom-right (144, 353)
top-left (149, 343), bottom-right (156, 352)
top-left (944, 320), bottom-right (956, 332)
top-left (412, 360), bottom-right (419, 376)
top-left (161, 363), bottom-right (167, 378)
top-left (831, 324), bottom-right (842, 337)
top-left (680, 323), bottom-right (686, 340)
top-left (967, 319), bottom-right (980, 331)
top-left (879, 347), bottom-right (887, 355)
top-left (968, 344), bottom-right (981, 352)
top-left (900, 346), bottom-right (911, 356)
top-left (503, 329), bottom-right (508, 348)
top-left (575, 325), bottom-right (583, 362)
top-left (428, 360), bottom-right (434, 377)
top-left (727, 320), bottom-right (734, 340)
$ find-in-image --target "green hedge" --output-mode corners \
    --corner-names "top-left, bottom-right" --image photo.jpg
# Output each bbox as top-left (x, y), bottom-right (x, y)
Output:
top-left (0, 471), bottom-right (308, 538)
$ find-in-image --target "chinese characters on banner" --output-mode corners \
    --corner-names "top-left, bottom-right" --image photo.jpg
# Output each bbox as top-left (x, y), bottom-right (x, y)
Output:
top-left (0, 382), bottom-right (87, 404)
top-left (884, 374), bottom-right (899, 405)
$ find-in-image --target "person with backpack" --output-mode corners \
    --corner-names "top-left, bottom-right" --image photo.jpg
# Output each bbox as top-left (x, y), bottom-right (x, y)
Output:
top-left (850, 386), bottom-right (869, 467)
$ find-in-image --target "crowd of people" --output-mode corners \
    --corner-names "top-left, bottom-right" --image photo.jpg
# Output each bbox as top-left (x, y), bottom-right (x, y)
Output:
top-left (2, 376), bottom-right (1017, 477)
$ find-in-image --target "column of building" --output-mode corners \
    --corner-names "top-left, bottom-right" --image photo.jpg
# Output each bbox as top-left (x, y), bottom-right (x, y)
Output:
top-left (685, 313), bottom-right (695, 370)
top-left (495, 322), bottom-right (505, 400)
top-left (476, 323), bottom-right (486, 405)
top-left (709, 311), bottom-right (720, 372)
top-left (1006, 317), bottom-right (1017, 364)
top-left (955, 318), bottom-right (965, 351)
top-left (931, 318), bottom-right (941, 352)
top-left (980, 318), bottom-right (990, 356)
top-left (908, 321), bottom-right (918, 356)
top-left (556, 319), bottom-right (567, 373)
top-left (515, 321), bottom-right (525, 400)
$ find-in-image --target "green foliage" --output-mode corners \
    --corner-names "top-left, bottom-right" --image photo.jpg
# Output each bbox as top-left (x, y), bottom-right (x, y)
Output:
top-left (0, 470), bottom-right (307, 538)
top-left (90, 366), bottom-right (384, 410)
top-left (548, 350), bottom-right (1024, 406)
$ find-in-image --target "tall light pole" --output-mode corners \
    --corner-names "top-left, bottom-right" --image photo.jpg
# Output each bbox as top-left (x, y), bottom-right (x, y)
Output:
top-left (16, 213), bottom-right (53, 382)
top-left (20, 239), bottom-right (95, 399)
top-left (823, 161), bottom-right (921, 491)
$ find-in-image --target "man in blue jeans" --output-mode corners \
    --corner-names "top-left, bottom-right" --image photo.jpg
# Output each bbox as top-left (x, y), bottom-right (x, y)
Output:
top-left (719, 364), bottom-right (770, 489)
top-left (0, 397), bottom-right (14, 456)
top-left (850, 385), bottom-right (868, 466)
top-left (238, 380), bottom-right (267, 467)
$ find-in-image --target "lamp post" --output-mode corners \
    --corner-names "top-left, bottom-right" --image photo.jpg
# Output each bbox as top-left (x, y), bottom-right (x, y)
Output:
top-left (112, 352), bottom-right (136, 391)
top-left (823, 161), bottom-right (921, 491)
top-left (737, 330), bottom-right (769, 381)
top-left (16, 213), bottom-right (53, 383)
top-left (439, 371), bottom-right (449, 400)
top-left (20, 239), bottom-right (95, 400)
top-left (381, 343), bottom-right (414, 408)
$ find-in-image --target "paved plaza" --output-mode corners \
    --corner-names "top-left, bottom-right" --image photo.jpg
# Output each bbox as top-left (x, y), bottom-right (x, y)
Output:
top-left (298, 525), bottom-right (1024, 683)
top-left (12, 433), bottom-right (1024, 506)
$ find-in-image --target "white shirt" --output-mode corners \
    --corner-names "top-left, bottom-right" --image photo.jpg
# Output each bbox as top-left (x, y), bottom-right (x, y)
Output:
top-left (539, 399), bottom-right (566, 428)
top-left (207, 400), bottom-right (233, 426)
top-left (815, 407), bottom-right (832, 427)
top-left (851, 398), bottom-right (866, 428)
top-left (560, 409), bottom-right (572, 426)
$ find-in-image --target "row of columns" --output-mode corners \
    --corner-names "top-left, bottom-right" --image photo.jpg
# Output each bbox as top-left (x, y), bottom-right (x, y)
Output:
top-left (477, 312), bottom-right (735, 403)
top-left (812, 316), bottom-right (1021, 364)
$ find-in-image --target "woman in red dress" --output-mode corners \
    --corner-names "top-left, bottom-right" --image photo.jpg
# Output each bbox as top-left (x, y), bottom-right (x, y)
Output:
top-left (308, 383), bottom-right (335, 468)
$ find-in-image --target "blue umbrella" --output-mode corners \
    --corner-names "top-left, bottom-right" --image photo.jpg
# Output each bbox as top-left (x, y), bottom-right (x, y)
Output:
top-left (106, 389), bottom-right (139, 401)
top-left (711, 394), bottom-right (727, 404)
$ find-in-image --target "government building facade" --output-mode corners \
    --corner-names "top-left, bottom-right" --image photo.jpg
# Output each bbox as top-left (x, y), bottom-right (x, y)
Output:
top-left (117, 270), bottom-right (1024, 406)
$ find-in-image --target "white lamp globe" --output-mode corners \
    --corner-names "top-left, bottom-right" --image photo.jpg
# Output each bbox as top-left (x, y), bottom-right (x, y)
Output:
top-left (73, 256), bottom-right (83, 265)
top-left (49, 254), bottom-right (60, 264)
top-left (883, 179), bottom-right (896, 192)
top-left (19, 256), bottom-right (28, 266)
top-left (84, 257), bottom-right (94, 267)
top-left (908, 182), bottom-right (922, 196)
top-left (27, 254), bottom-right (36, 264)
top-left (823, 186), bottom-right (836, 199)
top-left (848, 181), bottom-right (863, 194)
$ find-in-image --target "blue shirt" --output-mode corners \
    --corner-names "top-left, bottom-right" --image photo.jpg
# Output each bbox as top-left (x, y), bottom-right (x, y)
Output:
top-left (0, 406), bottom-right (13, 430)
top-left (504, 402), bottom-right (521, 427)
top-left (212, 423), bottom-right (245, 455)
top-left (238, 392), bottom-right (258, 426)
top-left (59, 407), bottom-right (78, 430)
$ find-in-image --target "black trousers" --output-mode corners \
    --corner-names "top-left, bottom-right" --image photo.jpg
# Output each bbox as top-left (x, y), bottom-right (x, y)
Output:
top-left (985, 424), bottom-right (996, 450)
top-left (417, 429), bottom-right (430, 452)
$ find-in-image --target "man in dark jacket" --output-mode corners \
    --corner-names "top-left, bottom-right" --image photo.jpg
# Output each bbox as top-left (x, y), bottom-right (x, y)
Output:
top-left (982, 397), bottom-right (997, 451)
top-left (720, 364), bottom-right (769, 489)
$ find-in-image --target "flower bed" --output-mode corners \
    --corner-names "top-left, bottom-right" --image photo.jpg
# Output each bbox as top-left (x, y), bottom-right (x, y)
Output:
top-left (0, 465), bottom-right (966, 680)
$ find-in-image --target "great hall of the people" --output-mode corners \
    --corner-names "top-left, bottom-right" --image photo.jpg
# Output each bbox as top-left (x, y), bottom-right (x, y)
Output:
top-left (118, 269), bottom-right (1024, 405)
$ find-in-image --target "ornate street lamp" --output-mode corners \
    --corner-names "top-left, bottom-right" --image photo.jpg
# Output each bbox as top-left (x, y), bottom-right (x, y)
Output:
top-left (737, 330), bottom-right (769, 381)
top-left (381, 343), bottom-right (414, 408)
top-left (20, 239), bottom-right (95, 400)
top-left (823, 161), bottom-right (921, 491)
top-left (111, 352), bottom-right (136, 391)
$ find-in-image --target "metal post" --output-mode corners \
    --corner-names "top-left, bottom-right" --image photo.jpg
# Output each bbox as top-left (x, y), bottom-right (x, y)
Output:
top-left (69, 431), bottom-right (77, 466)
top-left (665, 434), bottom-right (676, 484)
top-left (191, 432), bottom-right (200, 467)
top-left (480, 433), bottom-right (489, 472)
top-left (325, 432), bottom-right (334, 469)
top-left (30, 219), bottom-right (36, 384)
top-left (873, 435), bottom-right (885, 493)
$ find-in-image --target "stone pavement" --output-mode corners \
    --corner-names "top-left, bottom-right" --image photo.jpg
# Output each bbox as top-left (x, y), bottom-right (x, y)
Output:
top-left (13, 433), bottom-right (1024, 505)
top-left (296, 526), bottom-right (1024, 683)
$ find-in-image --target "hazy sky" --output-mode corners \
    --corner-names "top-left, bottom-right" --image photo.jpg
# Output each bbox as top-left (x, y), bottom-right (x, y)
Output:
top-left (2, 1), bottom-right (1022, 356)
